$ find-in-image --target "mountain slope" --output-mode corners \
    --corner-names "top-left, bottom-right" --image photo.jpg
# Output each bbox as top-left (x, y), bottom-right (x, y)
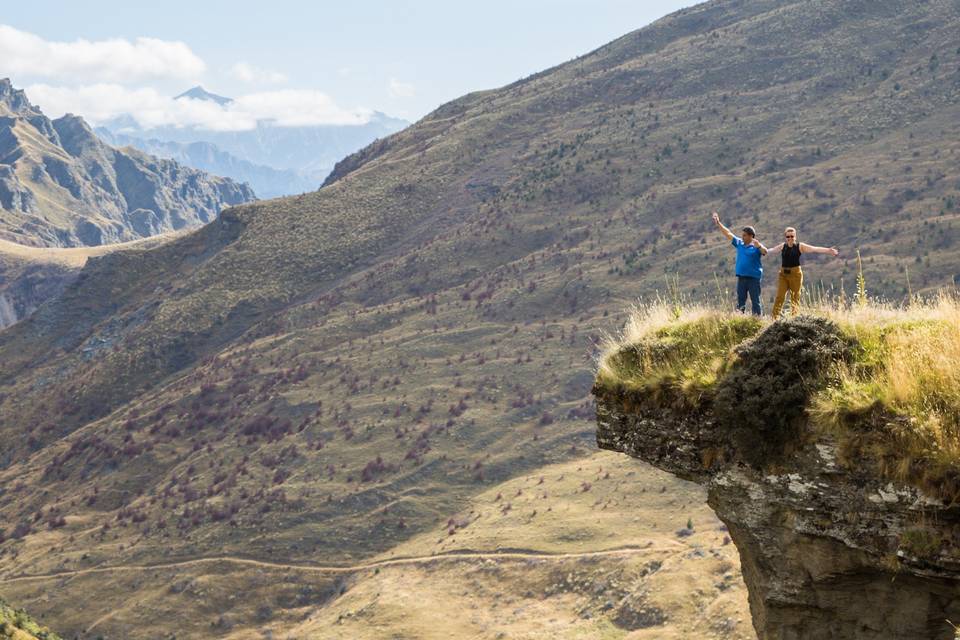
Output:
top-left (0, 233), bottom-right (183, 329)
top-left (1, 1), bottom-right (959, 638)
top-left (0, 80), bottom-right (255, 247)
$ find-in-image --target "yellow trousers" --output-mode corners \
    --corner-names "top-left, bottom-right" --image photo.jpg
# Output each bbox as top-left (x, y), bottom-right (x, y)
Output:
top-left (772, 267), bottom-right (803, 319)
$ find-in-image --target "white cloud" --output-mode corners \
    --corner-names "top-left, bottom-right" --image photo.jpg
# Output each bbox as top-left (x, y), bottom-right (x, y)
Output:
top-left (230, 90), bottom-right (370, 127)
top-left (26, 83), bottom-right (373, 131)
top-left (0, 24), bottom-right (205, 82)
top-left (229, 62), bottom-right (287, 84)
top-left (388, 78), bottom-right (415, 98)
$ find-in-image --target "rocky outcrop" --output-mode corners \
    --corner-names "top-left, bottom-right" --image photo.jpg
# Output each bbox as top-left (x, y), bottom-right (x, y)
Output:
top-left (594, 389), bottom-right (960, 639)
top-left (0, 165), bottom-right (36, 213)
top-left (0, 79), bottom-right (256, 248)
top-left (0, 258), bottom-right (76, 329)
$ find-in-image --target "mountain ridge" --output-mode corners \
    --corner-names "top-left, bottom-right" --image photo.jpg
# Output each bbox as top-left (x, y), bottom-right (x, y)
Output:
top-left (95, 129), bottom-right (315, 198)
top-left (0, 79), bottom-right (256, 248)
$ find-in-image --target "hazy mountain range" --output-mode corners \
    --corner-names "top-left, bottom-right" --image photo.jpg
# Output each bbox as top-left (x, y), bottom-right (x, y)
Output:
top-left (2, 0), bottom-right (959, 638)
top-left (96, 86), bottom-right (409, 198)
top-left (0, 79), bottom-right (255, 247)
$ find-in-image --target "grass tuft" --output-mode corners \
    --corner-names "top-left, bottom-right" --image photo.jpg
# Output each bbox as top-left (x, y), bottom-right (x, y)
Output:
top-left (596, 302), bottom-right (764, 405)
top-left (812, 295), bottom-right (960, 500)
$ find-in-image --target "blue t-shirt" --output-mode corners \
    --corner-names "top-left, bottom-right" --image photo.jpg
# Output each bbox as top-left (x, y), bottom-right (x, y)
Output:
top-left (732, 237), bottom-right (763, 280)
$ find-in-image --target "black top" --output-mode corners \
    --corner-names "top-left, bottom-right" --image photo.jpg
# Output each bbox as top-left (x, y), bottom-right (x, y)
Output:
top-left (782, 243), bottom-right (802, 268)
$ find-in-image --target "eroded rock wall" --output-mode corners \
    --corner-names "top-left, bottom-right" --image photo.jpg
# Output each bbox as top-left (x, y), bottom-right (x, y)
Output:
top-left (595, 389), bottom-right (960, 640)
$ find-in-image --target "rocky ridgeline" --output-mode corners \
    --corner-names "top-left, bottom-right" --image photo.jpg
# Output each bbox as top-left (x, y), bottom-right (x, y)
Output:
top-left (593, 322), bottom-right (960, 640)
top-left (0, 78), bottom-right (255, 247)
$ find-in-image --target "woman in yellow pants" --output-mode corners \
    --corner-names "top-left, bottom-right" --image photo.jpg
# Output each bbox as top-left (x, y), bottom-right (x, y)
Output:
top-left (766, 227), bottom-right (839, 318)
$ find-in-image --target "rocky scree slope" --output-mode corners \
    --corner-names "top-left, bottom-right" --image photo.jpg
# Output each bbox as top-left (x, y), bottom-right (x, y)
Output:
top-left (0, 79), bottom-right (255, 247)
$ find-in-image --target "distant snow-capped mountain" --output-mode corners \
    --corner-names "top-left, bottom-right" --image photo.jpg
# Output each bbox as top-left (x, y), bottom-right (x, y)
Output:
top-left (98, 86), bottom-right (409, 198)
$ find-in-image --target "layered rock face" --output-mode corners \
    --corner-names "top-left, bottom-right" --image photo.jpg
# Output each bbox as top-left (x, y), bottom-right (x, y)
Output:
top-left (0, 260), bottom-right (74, 329)
top-left (0, 79), bottom-right (256, 247)
top-left (594, 394), bottom-right (960, 639)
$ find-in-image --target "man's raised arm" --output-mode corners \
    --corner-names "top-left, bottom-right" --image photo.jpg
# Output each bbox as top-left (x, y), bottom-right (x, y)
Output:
top-left (712, 211), bottom-right (735, 241)
top-left (800, 242), bottom-right (840, 257)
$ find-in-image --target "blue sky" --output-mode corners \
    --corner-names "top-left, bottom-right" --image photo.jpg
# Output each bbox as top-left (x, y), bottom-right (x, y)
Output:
top-left (2, 1), bottom-right (693, 127)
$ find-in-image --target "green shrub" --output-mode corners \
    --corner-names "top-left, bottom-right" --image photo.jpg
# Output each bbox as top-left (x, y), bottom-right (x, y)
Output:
top-left (713, 316), bottom-right (852, 467)
top-left (899, 526), bottom-right (943, 559)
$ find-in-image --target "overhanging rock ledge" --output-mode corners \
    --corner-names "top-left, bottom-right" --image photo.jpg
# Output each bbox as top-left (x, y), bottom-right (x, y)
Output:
top-left (593, 387), bottom-right (960, 640)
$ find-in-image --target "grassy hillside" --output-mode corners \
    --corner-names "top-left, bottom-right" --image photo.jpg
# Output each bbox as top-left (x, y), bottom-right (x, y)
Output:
top-left (0, 233), bottom-right (184, 328)
top-left (1, 0), bottom-right (959, 637)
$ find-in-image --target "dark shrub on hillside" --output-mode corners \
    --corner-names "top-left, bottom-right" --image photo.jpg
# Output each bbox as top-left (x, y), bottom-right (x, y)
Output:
top-left (714, 316), bottom-right (852, 467)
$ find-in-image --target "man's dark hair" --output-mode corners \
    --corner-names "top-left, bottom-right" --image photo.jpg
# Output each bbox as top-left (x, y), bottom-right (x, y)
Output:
top-left (742, 225), bottom-right (756, 237)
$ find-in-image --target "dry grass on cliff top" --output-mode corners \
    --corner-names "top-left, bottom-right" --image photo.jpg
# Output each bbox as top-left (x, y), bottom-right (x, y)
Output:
top-left (596, 294), bottom-right (960, 499)
top-left (595, 302), bottom-right (765, 402)
top-left (813, 296), bottom-right (960, 497)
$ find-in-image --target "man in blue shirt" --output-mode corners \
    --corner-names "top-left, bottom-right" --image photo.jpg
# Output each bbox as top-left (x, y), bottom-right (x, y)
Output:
top-left (712, 211), bottom-right (768, 315)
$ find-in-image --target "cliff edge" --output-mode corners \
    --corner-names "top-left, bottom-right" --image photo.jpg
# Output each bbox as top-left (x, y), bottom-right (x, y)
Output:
top-left (593, 307), bottom-right (960, 640)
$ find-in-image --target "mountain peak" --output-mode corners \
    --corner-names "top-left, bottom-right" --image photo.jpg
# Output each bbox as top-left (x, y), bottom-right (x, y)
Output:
top-left (51, 113), bottom-right (100, 157)
top-left (0, 77), bottom-right (40, 117)
top-left (175, 86), bottom-right (232, 106)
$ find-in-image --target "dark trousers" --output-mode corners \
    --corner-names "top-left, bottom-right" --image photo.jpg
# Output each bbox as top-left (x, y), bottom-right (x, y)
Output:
top-left (736, 276), bottom-right (762, 315)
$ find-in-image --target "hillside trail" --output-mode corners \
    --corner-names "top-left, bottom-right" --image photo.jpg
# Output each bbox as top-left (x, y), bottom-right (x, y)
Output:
top-left (68, 542), bottom-right (694, 633)
top-left (0, 542), bottom-right (689, 584)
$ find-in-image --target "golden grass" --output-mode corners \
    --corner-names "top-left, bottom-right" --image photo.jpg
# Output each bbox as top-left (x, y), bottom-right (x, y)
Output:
top-left (260, 451), bottom-right (750, 640)
top-left (382, 451), bottom-right (722, 558)
top-left (811, 296), bottom-right (960, 497)
top-left (0, 454), bottom-right (751, 640)
top-left (0, 233), bottom-right (185, 267)
top-left (595, 302), bottom-right (766, 403)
